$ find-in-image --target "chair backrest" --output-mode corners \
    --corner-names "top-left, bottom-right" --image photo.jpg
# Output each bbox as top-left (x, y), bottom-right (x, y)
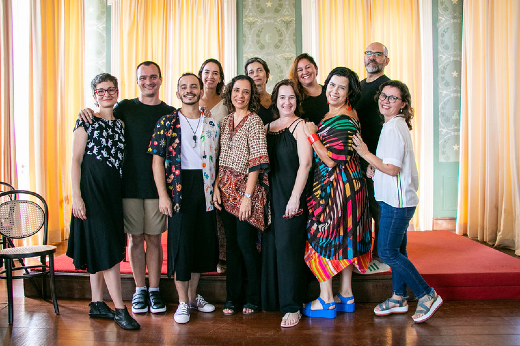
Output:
top-left (0, 182), bottom-right (15, 204)
top-left (0, 190), bottom-right (48, 244)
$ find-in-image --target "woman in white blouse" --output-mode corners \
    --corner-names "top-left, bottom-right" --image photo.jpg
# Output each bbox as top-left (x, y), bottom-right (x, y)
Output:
top-left (352, 80), bottom-right (443, 324)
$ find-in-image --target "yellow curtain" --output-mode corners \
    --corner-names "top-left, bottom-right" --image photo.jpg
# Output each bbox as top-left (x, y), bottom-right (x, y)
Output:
top-left (456, 1), bottom-right (520, 255)
top-left (316, 0), bottom-right (423, 228)
top-left (0, 0), bottom-right (16, 186)
top-left (112, 0), bottom-right (224, 108)
top-left (25, 0), bottom-right (84, 244)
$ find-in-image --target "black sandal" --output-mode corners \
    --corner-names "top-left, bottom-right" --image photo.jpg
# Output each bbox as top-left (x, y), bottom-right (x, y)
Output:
top-left (223, 301), bottom-right (237, 316)
top-left (243, 303), bottom-right (260, 315)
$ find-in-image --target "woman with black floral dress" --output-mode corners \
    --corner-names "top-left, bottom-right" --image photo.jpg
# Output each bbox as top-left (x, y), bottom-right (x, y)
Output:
top-left (67, 73), bottom-right (139, 330)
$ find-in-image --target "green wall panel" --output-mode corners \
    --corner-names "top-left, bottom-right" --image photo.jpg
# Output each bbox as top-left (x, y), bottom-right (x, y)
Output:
top-left (432, 0), bottom-right (462, 217)
top-left (238, 0), bottom-right (301, 92)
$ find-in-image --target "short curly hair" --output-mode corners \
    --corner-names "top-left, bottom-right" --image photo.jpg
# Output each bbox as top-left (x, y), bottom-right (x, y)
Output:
top-left (269, 79), bottom-right (303, 120)
top-left (323, 67), bottom-right (361, 109)
top-left (90, 73), bottom-right (118, 94)
top-left (221, 75), bottom-right (260, 114)
top-left (198, 58), bottom-right (225, 95)
top-left (376, 80), bottom-right (414, 130)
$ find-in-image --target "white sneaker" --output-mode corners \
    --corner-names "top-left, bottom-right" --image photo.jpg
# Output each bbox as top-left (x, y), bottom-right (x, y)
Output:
top-left (189, 294), bottom-right (215, 313)
top-left (356, 258), bottom-right (391, 274)
top-left (174, 302), bottom-right (190, 324)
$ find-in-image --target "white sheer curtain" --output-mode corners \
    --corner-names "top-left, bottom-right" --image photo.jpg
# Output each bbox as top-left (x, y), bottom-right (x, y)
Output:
top-left (456, 0), bottom-right (520, 254)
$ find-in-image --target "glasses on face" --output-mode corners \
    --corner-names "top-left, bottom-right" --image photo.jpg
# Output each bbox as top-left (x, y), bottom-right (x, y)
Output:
top-left (379, 93), bottom-right (401, 103)
top-left (94, 87), bottom-right (118, 96)
top-left (364, 51), bottom-right (386, 58)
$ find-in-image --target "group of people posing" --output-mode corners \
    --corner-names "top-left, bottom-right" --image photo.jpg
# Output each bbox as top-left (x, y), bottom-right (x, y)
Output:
top-left (67, 42), bottom-right (442, 330)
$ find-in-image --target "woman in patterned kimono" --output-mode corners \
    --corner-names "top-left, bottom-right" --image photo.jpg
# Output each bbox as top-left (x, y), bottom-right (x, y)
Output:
top-left (213, 75), bottom-right (270, 315)
top-left (302, 67), bottom-right (372, 319)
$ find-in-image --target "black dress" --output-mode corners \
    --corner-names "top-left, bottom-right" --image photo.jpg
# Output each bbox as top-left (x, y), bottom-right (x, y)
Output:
top-left (301, 85), bottom-right (328, 125)
top-left (261, 119), bottom-right (307, 313)
top-left (67, 118), bottom-right (126, 274)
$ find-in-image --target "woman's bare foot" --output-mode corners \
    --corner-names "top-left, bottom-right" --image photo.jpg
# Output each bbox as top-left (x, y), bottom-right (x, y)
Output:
top-left (281, 311), bottom-right (302, 327)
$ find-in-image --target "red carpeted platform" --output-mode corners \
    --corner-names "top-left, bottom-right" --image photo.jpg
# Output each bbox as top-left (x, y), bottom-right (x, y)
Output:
top-left (52, 230), bottom-right (520, 300)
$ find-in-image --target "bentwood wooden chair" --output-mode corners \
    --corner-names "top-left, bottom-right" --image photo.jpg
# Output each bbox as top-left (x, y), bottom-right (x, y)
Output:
top-left (0, 190), bottom-right (59, 324)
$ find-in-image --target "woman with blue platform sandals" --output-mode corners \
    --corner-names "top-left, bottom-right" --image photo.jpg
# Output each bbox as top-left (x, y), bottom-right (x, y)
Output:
top-left (352, 80), bottom-right (443, 323)
top-left (301, 67), bottom-right (373, 319)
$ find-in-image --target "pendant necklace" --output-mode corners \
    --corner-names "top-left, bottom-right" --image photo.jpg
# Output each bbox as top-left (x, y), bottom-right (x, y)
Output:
top-left (182, 112), bottom-right (202, 148)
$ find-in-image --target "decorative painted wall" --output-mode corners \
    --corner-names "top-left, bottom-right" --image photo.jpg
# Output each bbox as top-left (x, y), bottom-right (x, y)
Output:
top-left (239, 0), bottom-right (298, 92)
top-left (437, 0), bottom-right (462, 163)
top-left (433, 0), bottom-right (462, 217)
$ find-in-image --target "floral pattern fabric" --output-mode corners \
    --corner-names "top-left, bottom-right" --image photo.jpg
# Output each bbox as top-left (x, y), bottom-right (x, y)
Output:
top-left (147, 109), bottom-right (219, 212)
top-left (73, 117), bottom-right (125, 177)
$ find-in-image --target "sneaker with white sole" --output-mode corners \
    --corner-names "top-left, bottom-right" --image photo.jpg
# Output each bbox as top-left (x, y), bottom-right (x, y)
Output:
top-left (131, 290), bottom-right (149, 313)
top-left (174, 302), bottom-right (190, 324)
top-left (149, 290), bottom-right (167, 313)
top-left (355, 258), bottom-right (391, 274)
top-left (189, 294), bottom-right (215, 313)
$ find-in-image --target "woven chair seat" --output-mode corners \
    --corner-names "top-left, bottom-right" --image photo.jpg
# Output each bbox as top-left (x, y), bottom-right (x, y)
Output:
top-left (0, 245), bottom-right (56, 258)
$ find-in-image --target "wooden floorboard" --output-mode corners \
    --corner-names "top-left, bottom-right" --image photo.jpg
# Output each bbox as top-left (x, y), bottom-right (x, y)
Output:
top-left (1, 279), bottom-right (520, 345)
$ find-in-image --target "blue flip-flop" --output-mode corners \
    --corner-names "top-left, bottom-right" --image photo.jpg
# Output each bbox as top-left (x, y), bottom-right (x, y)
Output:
top-left (302, 297), bottom-right (337, 319)
top-left (335, 293), bottom-right (355, 313)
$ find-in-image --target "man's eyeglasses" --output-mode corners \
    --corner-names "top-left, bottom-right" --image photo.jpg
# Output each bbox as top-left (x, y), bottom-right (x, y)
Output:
top-left (379, 93), bottom-right (401, 103)
top-left (364, 51), bottom-right (386, 58)
top-left (94, 87), bottom-right (118, 96)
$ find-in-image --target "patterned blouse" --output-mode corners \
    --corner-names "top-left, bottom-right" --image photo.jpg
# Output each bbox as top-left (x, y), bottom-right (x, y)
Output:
top-left (307, 114), bottom-right (372, 260)
top-left (147, 109), bottom-right (220, 213)
top-left (218, 112), bottom-right (270, 230)
top-left (73, 117), bottom-right (125, 177)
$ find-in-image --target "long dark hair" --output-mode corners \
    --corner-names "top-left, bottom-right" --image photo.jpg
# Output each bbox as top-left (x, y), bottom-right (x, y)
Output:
top-left (269, 79), bottom-right (302, 120)
top-left (376, 80), bottom-right (414, 130)
top-left (221, 75), bottom-right (260, 114)
top-left (198, 58), bottom-right (225, 95)
top-left (323, 67), bottom-right (361, 108)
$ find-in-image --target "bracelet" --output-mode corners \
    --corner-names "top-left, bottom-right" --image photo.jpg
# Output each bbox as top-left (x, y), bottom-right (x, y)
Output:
top-left (307, 133), bottom-right (319, 145)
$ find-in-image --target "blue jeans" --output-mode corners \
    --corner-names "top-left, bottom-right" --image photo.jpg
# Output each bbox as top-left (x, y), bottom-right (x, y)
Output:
top-left (378, 201), bottom-right (432, 299)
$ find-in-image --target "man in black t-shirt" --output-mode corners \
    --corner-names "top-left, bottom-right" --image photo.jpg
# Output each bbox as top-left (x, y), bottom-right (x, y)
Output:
top-left (355, 42), bottom-right (391, 274)
top-left (79, 61), bottom-right (174, 314)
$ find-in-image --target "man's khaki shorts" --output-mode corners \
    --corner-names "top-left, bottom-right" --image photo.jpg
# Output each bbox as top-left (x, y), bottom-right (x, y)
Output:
top-left (123, 198), bottom-right (167, 235)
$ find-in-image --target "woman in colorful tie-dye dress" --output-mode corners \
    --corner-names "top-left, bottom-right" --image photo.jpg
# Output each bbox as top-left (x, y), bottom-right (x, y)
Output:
top-left (302, 67), bottom-right (372, 319)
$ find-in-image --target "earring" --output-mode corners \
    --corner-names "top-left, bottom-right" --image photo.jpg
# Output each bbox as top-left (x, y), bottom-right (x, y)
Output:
top-left (346, 97), bottom-right (352, 111)
top-left (400, 108), bottom-right (403, 113)
top-left (95, 101), bottom-right (99, 107)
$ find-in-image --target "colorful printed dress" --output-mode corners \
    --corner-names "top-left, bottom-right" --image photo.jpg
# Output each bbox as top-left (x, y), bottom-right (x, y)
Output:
top-left (304, 114), bottom-right (372, 282)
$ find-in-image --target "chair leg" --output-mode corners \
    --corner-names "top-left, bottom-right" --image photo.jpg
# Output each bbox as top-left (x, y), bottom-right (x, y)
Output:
top-left (49, 255), bottom-right (59, 315)
top-left (41, 256), bottom-right (47, 300)
top-left (6, 258), bottom-right (14, 324)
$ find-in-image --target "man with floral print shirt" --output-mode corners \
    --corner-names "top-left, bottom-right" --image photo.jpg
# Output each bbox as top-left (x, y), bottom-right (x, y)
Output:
top-left (149, 73), bottom-right (220, 324)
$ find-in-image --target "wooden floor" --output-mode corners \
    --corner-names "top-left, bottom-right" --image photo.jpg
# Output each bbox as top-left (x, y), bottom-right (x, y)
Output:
top-left (1, 278), bottom-right (520, 346)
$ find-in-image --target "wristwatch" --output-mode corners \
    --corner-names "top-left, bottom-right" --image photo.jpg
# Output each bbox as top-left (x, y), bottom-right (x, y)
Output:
top-left (244, 193), bottom-right (252, 198)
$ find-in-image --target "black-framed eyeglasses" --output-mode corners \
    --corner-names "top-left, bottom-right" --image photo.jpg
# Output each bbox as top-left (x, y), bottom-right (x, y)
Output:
top-left (364, 51), bottom-right (386, 58)
top-left (379, 93), bottom-right (401, 103)
top-left (94, 87), bottom-right (118, 96)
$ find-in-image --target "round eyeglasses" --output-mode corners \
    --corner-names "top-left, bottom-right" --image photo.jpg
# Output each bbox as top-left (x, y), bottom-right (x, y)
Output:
top-left (379, 93), bottom-right (401, 103)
